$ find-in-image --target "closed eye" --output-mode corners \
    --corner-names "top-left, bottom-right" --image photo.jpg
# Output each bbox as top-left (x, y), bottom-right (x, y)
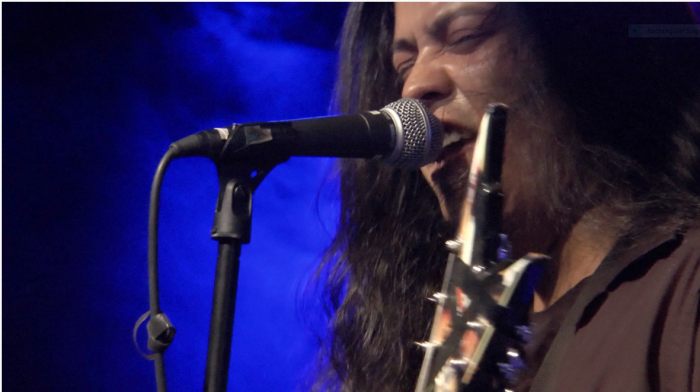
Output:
top-left (396, 60), bottom-right (415, 83)
top-left (392, 38), bottom-right (418, 83)
top-left (447, 31), bottom-right (494, 53)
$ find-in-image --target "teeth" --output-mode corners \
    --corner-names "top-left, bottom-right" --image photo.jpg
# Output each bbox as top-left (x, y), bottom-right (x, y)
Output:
top-left (442, 132), bottom-right (465, 148)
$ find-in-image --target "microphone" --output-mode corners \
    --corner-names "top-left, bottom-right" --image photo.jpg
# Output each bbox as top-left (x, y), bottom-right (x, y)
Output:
top-left (171, 98), bottom-right (444, 170)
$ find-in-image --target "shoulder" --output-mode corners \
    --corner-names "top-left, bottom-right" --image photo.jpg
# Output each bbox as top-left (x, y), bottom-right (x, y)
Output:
top-left (549, 225), bottom-right (700, 392)
top-left (654, 226), bottom-right (700, 392)
top-left (612, 224), bottom-right (700, 297)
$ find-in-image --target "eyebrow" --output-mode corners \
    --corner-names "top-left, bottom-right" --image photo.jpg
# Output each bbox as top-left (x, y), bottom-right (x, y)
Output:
top-left (391, 4), bottom-right (493, 54)
top-left (427, 5), bottom-right (491, 37)
top-left (391, 39), bottom-right (417, 54)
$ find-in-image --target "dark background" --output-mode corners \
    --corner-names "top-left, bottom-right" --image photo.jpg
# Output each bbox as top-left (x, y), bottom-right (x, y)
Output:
top-left (3, 3), bottom-right (348, 391)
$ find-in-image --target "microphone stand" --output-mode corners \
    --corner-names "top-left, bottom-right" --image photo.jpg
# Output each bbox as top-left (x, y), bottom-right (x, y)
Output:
top-left (204, 151), bottom-right (287, 392)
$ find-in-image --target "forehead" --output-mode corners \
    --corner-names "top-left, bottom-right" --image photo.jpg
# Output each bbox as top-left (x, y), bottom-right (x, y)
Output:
top-left (393, 2), bottom-right (498, 38)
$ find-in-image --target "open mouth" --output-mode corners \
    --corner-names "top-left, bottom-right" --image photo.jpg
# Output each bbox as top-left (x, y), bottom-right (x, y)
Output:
top-left (435, 133), bottom-right (477, 164)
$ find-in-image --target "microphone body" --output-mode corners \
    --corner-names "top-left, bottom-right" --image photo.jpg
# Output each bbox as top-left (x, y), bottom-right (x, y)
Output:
top-left (242, 111), bottom-right (393, 159)
top-left (171, 99), bottom-right (443, 170)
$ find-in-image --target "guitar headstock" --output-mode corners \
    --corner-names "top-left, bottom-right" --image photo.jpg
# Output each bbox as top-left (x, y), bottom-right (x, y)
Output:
top-left (417, 251), bottom-right (546, 392)
top-left (415, 104), bottom-right (546, 392)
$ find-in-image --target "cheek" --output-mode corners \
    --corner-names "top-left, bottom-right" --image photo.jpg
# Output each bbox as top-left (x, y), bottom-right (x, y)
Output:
top-left (449, 61), bottom-right (497, 107)
top-left (499, 113), bottom-right (563, 256)
top-left (501, 117), bottom-right (539, 213)
top-left (449, 37), bottom-right (520, 103)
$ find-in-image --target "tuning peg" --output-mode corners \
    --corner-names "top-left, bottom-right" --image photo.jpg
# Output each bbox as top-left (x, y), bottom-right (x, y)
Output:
top-left (467, 315), bottom-right (490, 330)
top-left (497, 362), bottom-right (518, 387)
top-left (515, 325), bottom-right (532, 345)
top-left (497, 233), bottom-right (512, 261)
top-left (465, 320), bottom-right (485, 331)
top-left (429, 292), bottom-right (447, 302)
top-left (414, 341), bottom-right (439, 349)
top-left (445, 239), bottom-right (462, 253)
top-left (448, 358), bottom-right (468, 371)
top-left (497, 348), bottom-right (526, 386)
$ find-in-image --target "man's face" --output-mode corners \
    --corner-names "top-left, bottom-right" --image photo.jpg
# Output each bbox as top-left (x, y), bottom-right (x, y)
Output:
top-left (392, 2), bottom-right (559, 254)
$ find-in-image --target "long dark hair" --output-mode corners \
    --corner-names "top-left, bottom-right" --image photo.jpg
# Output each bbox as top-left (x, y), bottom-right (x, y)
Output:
top-left (313, 3), bottom-right (700, 391)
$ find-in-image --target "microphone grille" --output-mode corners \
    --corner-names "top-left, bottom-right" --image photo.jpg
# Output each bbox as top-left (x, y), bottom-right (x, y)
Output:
top-left (382, 99), bottom-right (444, 170)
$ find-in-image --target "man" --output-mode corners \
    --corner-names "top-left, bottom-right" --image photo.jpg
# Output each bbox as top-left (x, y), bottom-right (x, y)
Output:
top-left (313, 3), bottom-right (700, 392)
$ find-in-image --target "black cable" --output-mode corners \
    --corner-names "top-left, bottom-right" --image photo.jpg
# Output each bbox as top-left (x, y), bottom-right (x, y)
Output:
top-left (148, 147), bottom-right (177, 392)
top-left (140, 129), bottom-right (227, 391)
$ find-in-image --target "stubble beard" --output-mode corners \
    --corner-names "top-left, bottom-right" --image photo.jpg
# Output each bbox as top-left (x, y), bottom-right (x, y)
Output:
top-left (431, 156), bottom-right (471, 236)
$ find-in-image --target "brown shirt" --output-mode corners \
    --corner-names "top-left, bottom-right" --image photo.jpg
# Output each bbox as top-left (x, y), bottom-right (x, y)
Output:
top-left (520, 227), bottom-right (700, 392)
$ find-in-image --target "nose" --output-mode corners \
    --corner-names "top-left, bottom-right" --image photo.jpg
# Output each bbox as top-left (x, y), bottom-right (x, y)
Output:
top-left (401, 55), bottom-right (453, 108)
